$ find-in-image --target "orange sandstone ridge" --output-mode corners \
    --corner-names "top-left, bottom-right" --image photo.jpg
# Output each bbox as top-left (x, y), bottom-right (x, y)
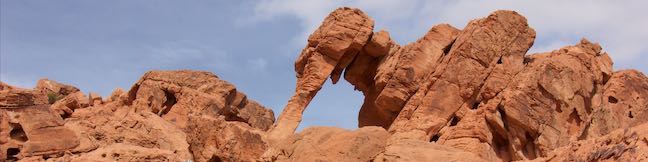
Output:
top-left (2, 7), bottom-right (648, 162)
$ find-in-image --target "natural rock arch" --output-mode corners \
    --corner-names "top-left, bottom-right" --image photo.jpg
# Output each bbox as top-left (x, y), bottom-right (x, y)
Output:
top-left (267, 7), bottom-right (648, 161)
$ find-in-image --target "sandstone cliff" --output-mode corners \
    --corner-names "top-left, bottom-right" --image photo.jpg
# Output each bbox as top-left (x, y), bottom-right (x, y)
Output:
top-left (1, 7), bottom-right (647, 162)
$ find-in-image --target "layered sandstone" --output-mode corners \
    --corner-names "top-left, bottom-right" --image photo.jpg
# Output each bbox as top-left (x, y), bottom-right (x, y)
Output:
top-left (1, 7), bottom-right (647, 162)
top-left (269, 7), bottom-right (648, 162)
top-left (1, 70), bottom-right (275, 161)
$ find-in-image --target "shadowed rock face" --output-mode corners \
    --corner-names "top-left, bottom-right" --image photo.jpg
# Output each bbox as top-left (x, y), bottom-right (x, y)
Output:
top-left (1, 7), bottom-right (648, 162)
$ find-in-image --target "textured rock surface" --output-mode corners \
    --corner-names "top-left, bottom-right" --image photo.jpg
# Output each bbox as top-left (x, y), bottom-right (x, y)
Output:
top-left (1, 70), bottom-right (274, 161)
top-left (269, 7), bottom-right (375, 140)
top-left (35, 79), bottom-right (80, 98)
top-left (2, 7), bottom-right (648, 162)
top-left (533, 123), bottom-right (648, 162)
top-left (374, 139), bottom-right (487, 162)
top-left (270, 126), bottom-right (389, 162)
top-left (269, 7), bottom-right (647, 162)
top-left (128, 70), bottom-right (274, 131)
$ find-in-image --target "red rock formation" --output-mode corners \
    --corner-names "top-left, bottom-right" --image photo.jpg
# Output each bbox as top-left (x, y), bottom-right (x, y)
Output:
top-left (268, 7), bottom-right (647, 162)
top-left (268, 7), bottom-right (375, 140)
top-left (0, 71), bottom-right (275, 161)
top-left (1, 7), bottom-right (647, 162)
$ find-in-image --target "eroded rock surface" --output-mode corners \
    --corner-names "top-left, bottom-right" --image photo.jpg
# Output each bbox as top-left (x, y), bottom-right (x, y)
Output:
top-left (2, 7), bottom-right (648, 162)
top-left (268, 7), bottom-right (375, 140)
top-left (269, 126), bottom-right (389, 162)
top-left (269, 7), bottom-right (648, 162)
top-left (1, 71), bottom-right (275, 161)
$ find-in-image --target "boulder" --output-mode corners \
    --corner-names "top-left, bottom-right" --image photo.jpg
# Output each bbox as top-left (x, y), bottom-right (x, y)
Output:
top-left (127, 70), bottom-right (274, 131)
top-left (1, 105), bottom-right (80, 160)
top-left (272, 126), bottom-right (389, 162)
top-left (50, 91), bottom-right (89, 118)
top-left (374, 139), bottom-right (486, 162)
top-left (35, 79), bottom-right (80, 101)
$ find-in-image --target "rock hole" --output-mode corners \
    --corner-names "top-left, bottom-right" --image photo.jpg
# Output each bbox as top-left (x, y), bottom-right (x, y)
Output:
top-left (208, 155), bottom-right (223, 162)
top-left (568, 108), bottom-right (582, 127)
top-left (608, 96), bottom-right (618, 104)
top-left (225, 115), bottom-right (247, 123)
top-left (522, 132), bottom-right (538, 160)
top-left (60, 111), bottom-right (71, 119)
top-left (9, 123), bottom-right (28, 142)
top-left (497, 105), bottom-right (509, 131)
top-left (112, 153), bottom-right (120, 158)
top-left (602, 72), bottom-right (611, 84)
top-left (101, 153), bottom-right (107, 158)
top-left (7, 148), bottom-right (20, 161)
top-left (555, 102), bottom-right (562, 113)
top-left (523, 57), bottom-right (532, 64)
top-left (222, 106), bottom-right (248, 123)
top-left (159, 90), bottom-right (177, 116)
top-left (496, 57), bottom-right (503, 64)
top-left (491, 130), bottom-right (511, 161)
top-left (430, 134), bottom-right (440, 142)
top-left (449, 116), bottom-right (459, 127)
top-left (629, 111), bottom-right (634, 119)
top-left (471, 102), bottom-right (480, 110)
top-left (442, 39), bottom-right (456, 55)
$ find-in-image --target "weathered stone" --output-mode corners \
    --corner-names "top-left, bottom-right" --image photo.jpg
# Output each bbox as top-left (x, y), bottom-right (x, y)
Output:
top-left (586, 70), bottom-right (648, 138)
top-left (127, 70), bottom-right (274, 131)
top-left (186, 115), bottom-right (268, 162)
top-left (2, 7), bottom-right (648, 162)
top-left (1, 105), bottom-right (79, 160)
top-left (50, 91), bottom-right (89, 118)
top-left (125, 70), bottom-right (274, 161)
top-left (106, 88), bottom-right (127, 103)
top-left (63, 105), bottom-right (193, 161)
top-left (35, 79), bottom-right (80, 98)
top-left (363, 30), bottom-right (395, 57)
top-left (269, 7), bottom-right (374, 140)
top-left (533, 123), bottom-right (648, 162)
top-left (0, 85), bottom-right (48, 108)
top-left (374, 139), bottom-right (487, 162)
top-left (272, 126), bottom-right (389, 162)
top-left (389, 10), bottom-right (536, 144)
top-left (88, 92), bottom-right (103, 106)
top-left (368, 24), bottom-right (460, 128)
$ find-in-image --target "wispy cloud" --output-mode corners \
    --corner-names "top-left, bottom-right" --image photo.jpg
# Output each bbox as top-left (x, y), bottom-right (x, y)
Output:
top-left (250, 0), bottom-right (648, 70)
top-left (247, 57), bottom-right (268, 72)
top-left (144, 41), bottom-right (232, 71)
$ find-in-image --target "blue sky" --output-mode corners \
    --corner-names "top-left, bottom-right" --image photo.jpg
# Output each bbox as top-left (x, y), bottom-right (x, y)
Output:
top-left (2, 0), bottom-right (647, 130)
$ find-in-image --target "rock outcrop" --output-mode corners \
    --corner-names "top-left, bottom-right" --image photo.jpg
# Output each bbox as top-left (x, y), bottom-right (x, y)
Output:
top-left (1, 70), bottom-right (275, 161)
top-left (269, 7), bottom-right (375, 140)
top-left (269, 126), bottom-right (389, 162)
top-left (2, 7), bottom-right (647, 162)
top-left (268, 7), bottom-right (647, 162)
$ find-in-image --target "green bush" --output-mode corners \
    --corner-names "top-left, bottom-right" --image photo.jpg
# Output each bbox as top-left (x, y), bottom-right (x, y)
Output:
top-left (47, 92), bottom-right (62, 104)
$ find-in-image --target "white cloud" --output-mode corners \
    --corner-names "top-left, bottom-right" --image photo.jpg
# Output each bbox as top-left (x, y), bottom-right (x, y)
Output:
top-left (144, 40), bottom-right (232, 70)
top-left (247, 57), bottom-right (268, 72)
top-left (250, 0), bottom-right (648, 70)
